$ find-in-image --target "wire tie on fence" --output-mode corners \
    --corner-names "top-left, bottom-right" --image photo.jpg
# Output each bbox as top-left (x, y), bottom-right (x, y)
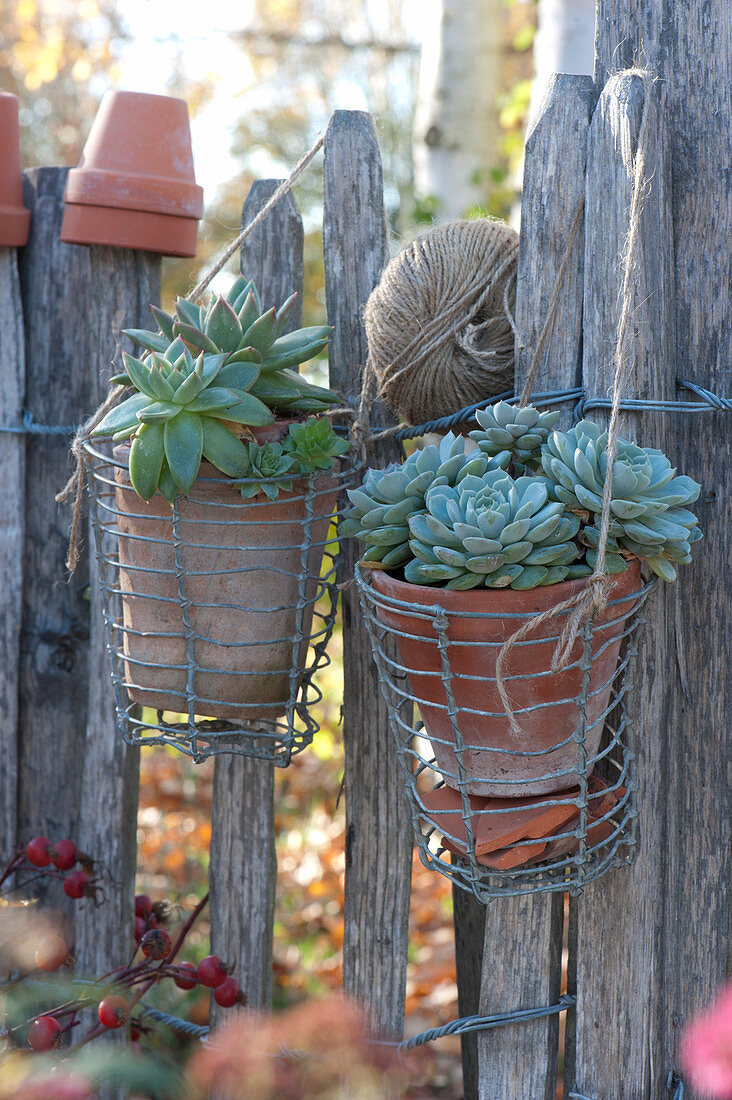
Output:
top-left (0, 408), bottom-right (78, 436)
top-left (667, 1068), bottom-right (685, 1098)
top-left (398, 994), bottom-right (576, 1051)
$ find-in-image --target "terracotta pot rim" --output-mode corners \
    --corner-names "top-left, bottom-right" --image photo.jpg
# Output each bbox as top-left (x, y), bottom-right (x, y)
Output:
top-left (64, 167), bottom-right (204, 218)
top-left (367, 557), bottom-right (646, 617)
top-left (0, 92), bottom-right (30, 248)
top-left (60, 202), bottom-right (199, 257)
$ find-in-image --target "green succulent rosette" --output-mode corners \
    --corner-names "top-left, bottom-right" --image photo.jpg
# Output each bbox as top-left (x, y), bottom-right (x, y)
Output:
top-left (239, 442), bottom-right (297, 502)
top-left (124, 274), bottom-right (341, 416)
top-left (340, 432), bottom-right (509, 568)
top-left (470, 401), bottom-right (560, 473)
top-left (282, 416), bottom-right (350, 474)
top-left (406, 471), bottom-right (589, 590)
top-left (541, 419), bottom-right (702, 581)
top-left (91, 347), bottom-right (270, 502)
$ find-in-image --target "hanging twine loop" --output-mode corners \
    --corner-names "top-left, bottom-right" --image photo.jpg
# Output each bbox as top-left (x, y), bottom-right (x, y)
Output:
top-left (495, 69), bottom-right (654, 736)
top-left (363, 219), bottom-right (519, 426)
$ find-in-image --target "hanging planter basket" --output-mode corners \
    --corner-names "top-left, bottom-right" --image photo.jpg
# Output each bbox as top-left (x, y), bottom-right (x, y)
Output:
top-left (356, 561), bottom-right (656, 900)
top-left (85, 436), bottom-right (353, 764)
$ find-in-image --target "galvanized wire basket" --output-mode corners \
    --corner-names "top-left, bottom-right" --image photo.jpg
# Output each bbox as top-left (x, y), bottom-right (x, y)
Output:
top-left (84, 437), bottom-right (353, 764)
top-left (356, 561), bottom-right (656, 900)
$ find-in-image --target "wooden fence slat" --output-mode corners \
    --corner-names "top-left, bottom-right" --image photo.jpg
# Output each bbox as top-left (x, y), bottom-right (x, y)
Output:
top-left (323, 109), bottom-right (413, 1038)
top-left (74, 245), bottom-right (159, 990)
top-left (16, 169), bottom-right (95, 911)
top-left (475, 74), bottom-right (595, 1100)
top-left (594, 6), bottom-right (732, 1091)
top-left (451, 878), bottom-right (486, 1100)
top-left (0, 247), bottom-right (25, 861)
top-left (570, 71), bottom-right (690, 1099)
top-left (209, 180), bottom-right (304, 1016)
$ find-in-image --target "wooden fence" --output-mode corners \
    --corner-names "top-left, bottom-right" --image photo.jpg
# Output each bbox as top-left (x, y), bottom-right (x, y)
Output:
top-left (1, 0), bottom-right (730, 1089)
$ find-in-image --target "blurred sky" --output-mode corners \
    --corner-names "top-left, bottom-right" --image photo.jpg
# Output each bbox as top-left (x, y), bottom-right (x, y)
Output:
top-left (115, 0), bottom-right (423, 205)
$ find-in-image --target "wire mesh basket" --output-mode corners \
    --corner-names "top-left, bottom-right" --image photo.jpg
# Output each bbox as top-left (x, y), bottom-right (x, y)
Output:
top-left (84, 437), bottom-right (354, 764)
top-left (356, 561), bottom-right (656, 900)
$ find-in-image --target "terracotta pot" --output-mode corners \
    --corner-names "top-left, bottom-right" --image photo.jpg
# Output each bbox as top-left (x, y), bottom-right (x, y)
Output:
top-left (421, 777), bottom-right (623, 870)
top-left (0, 93), bottom-right (30, 247)
top-left (61, 91), bottom-right (203, 256)
top-left (112, 448), bottom-right (339, 719)
top-left (369, 561), bottom-right (642, 796)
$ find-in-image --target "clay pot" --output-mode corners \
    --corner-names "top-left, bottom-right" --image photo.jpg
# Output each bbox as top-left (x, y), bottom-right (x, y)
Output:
top-left (0, 93), bottom-right (30, 247)
top-left (421, 777), bottom-right (623, 871)
top-left (61, 91), bottom-right (203, 256)
top-left (369, 561), bottom-right (642, 796)
top-left (112, 449), bottom-right (339, 719)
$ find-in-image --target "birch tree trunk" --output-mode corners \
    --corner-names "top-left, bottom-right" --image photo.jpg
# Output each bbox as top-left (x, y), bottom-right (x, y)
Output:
top-left (529, 0), bottom-right (596, 125)
top-left (413, 0), bottom-right (503, 219)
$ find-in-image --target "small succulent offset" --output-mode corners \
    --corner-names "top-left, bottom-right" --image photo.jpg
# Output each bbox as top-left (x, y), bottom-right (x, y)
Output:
top-left (344, 402), bottom-right (702, 588)
top-left (406, 472), bottom-right (587, 590)
top-left (542, 420), bottom-right (702, 581)
top-left (283, 416), bottom-right (350, 474)
top-left (339, 432), bottom-right (509, 567)
top-left (470, 401), bottom-right (560, 473)
top-left (239, 442), bottom-right (297, 501)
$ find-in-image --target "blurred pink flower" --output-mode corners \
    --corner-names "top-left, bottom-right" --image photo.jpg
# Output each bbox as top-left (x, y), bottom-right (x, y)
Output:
top-left (10, 1071), bottom-right (94, 1100)
top-left (680, 983), bottom-right (732, 1099)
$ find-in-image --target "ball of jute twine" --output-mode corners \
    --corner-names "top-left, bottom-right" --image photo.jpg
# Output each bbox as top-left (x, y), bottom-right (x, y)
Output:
top-left (363, 219), bottom-right (518, 425)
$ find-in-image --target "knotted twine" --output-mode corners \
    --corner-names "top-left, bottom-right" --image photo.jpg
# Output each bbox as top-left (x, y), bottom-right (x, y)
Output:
top-left (494, 69), bottom-right (655, 735)
top-left (56, 134), bottom-right (327, 572)
top-left (362, 219), bottom-right (518, 425)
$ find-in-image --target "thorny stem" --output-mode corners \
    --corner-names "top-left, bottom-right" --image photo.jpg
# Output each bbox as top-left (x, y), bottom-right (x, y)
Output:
top-left (67, 893), bottom-right (210, 1052)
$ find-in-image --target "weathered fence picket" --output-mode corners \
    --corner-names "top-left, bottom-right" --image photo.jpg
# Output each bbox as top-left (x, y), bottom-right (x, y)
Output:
top-left (471, 73), bottom-right (594, 1100)
top-left (209, 179), bottom-right (304, 1016)
top-left (0, 246), bottom-right (24, 860)
top-left (323, 109), bottom-right (414, 1037)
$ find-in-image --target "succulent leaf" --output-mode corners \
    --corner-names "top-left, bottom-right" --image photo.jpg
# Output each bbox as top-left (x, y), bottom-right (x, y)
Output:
top-left (129, 423), bottom-right (165, 501)
top-left (164, 412), bottom-right (203, 493)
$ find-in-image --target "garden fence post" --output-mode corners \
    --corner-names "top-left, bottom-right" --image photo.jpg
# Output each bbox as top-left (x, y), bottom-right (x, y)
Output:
top-left (589, 22), bottom-right (732, 1078)
top-left (73, 241), bottom-right (159, 1001)
top-left (0, 244), bottom-right (25, 860)
top-left (323, 109), bottom-right (414, 1038)
top-left (473, 74), bottom-right (595, 1099)
top-left (209, 179), bottom-right (304, 1018)
top-left (568, 69), bottom-right (708, 1097)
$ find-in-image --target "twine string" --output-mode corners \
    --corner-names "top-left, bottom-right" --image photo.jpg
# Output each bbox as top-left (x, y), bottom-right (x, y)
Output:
top-left (495, 69), bottom-right (654, 735)
top-left (187, 134), bottom-right (325, 303)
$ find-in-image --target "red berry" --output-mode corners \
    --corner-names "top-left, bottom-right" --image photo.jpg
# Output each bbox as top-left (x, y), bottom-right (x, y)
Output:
top-left (196, 955), bottom-right (227, 988)
top-left (50, 839), bottom-right (77, 871)
top-left (173, 961), bottom-right (198, 990)
top-left (28, 1015), bottom-right (62, 1050)
top-left (34, 933), bottom-right (68, 971)
top-left (97, 995), bottom-right (129, 1030)
top-left (214, 977), bottom-right (241, 1008)
top-left (134, 916), bottom-right (146, 941)
top-left (140, 929), bottom-right (172, 960)
top-left (26, 836), bottom-right (51, 868)
top-left (63, 869), bottom-right (90, 899)
top-left (134, 894), bottom-right (153, 919)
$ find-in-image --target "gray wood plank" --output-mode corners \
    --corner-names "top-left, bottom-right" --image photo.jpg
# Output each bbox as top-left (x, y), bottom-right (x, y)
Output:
top-left (209, 179), bottom-right (303, 1018)
top-left (16, 168), bottom-right (93, 908)
top-left (475, 75), bottom-right (595, 1100)
top-left (593, 14), bottom-right (732, 1094)
top-left (74, 245), bottom-right (159, 989)
top-left (0, 248), bottom-right (25, 862)
top-left (451, 877), bottom-right (486, 1100)
top-left (515, 73), bottom-right (597, 420)
top-left (570, 71), bottom-right (681, 1100)
top-left (323, 109), bottom-right (413, 1038)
